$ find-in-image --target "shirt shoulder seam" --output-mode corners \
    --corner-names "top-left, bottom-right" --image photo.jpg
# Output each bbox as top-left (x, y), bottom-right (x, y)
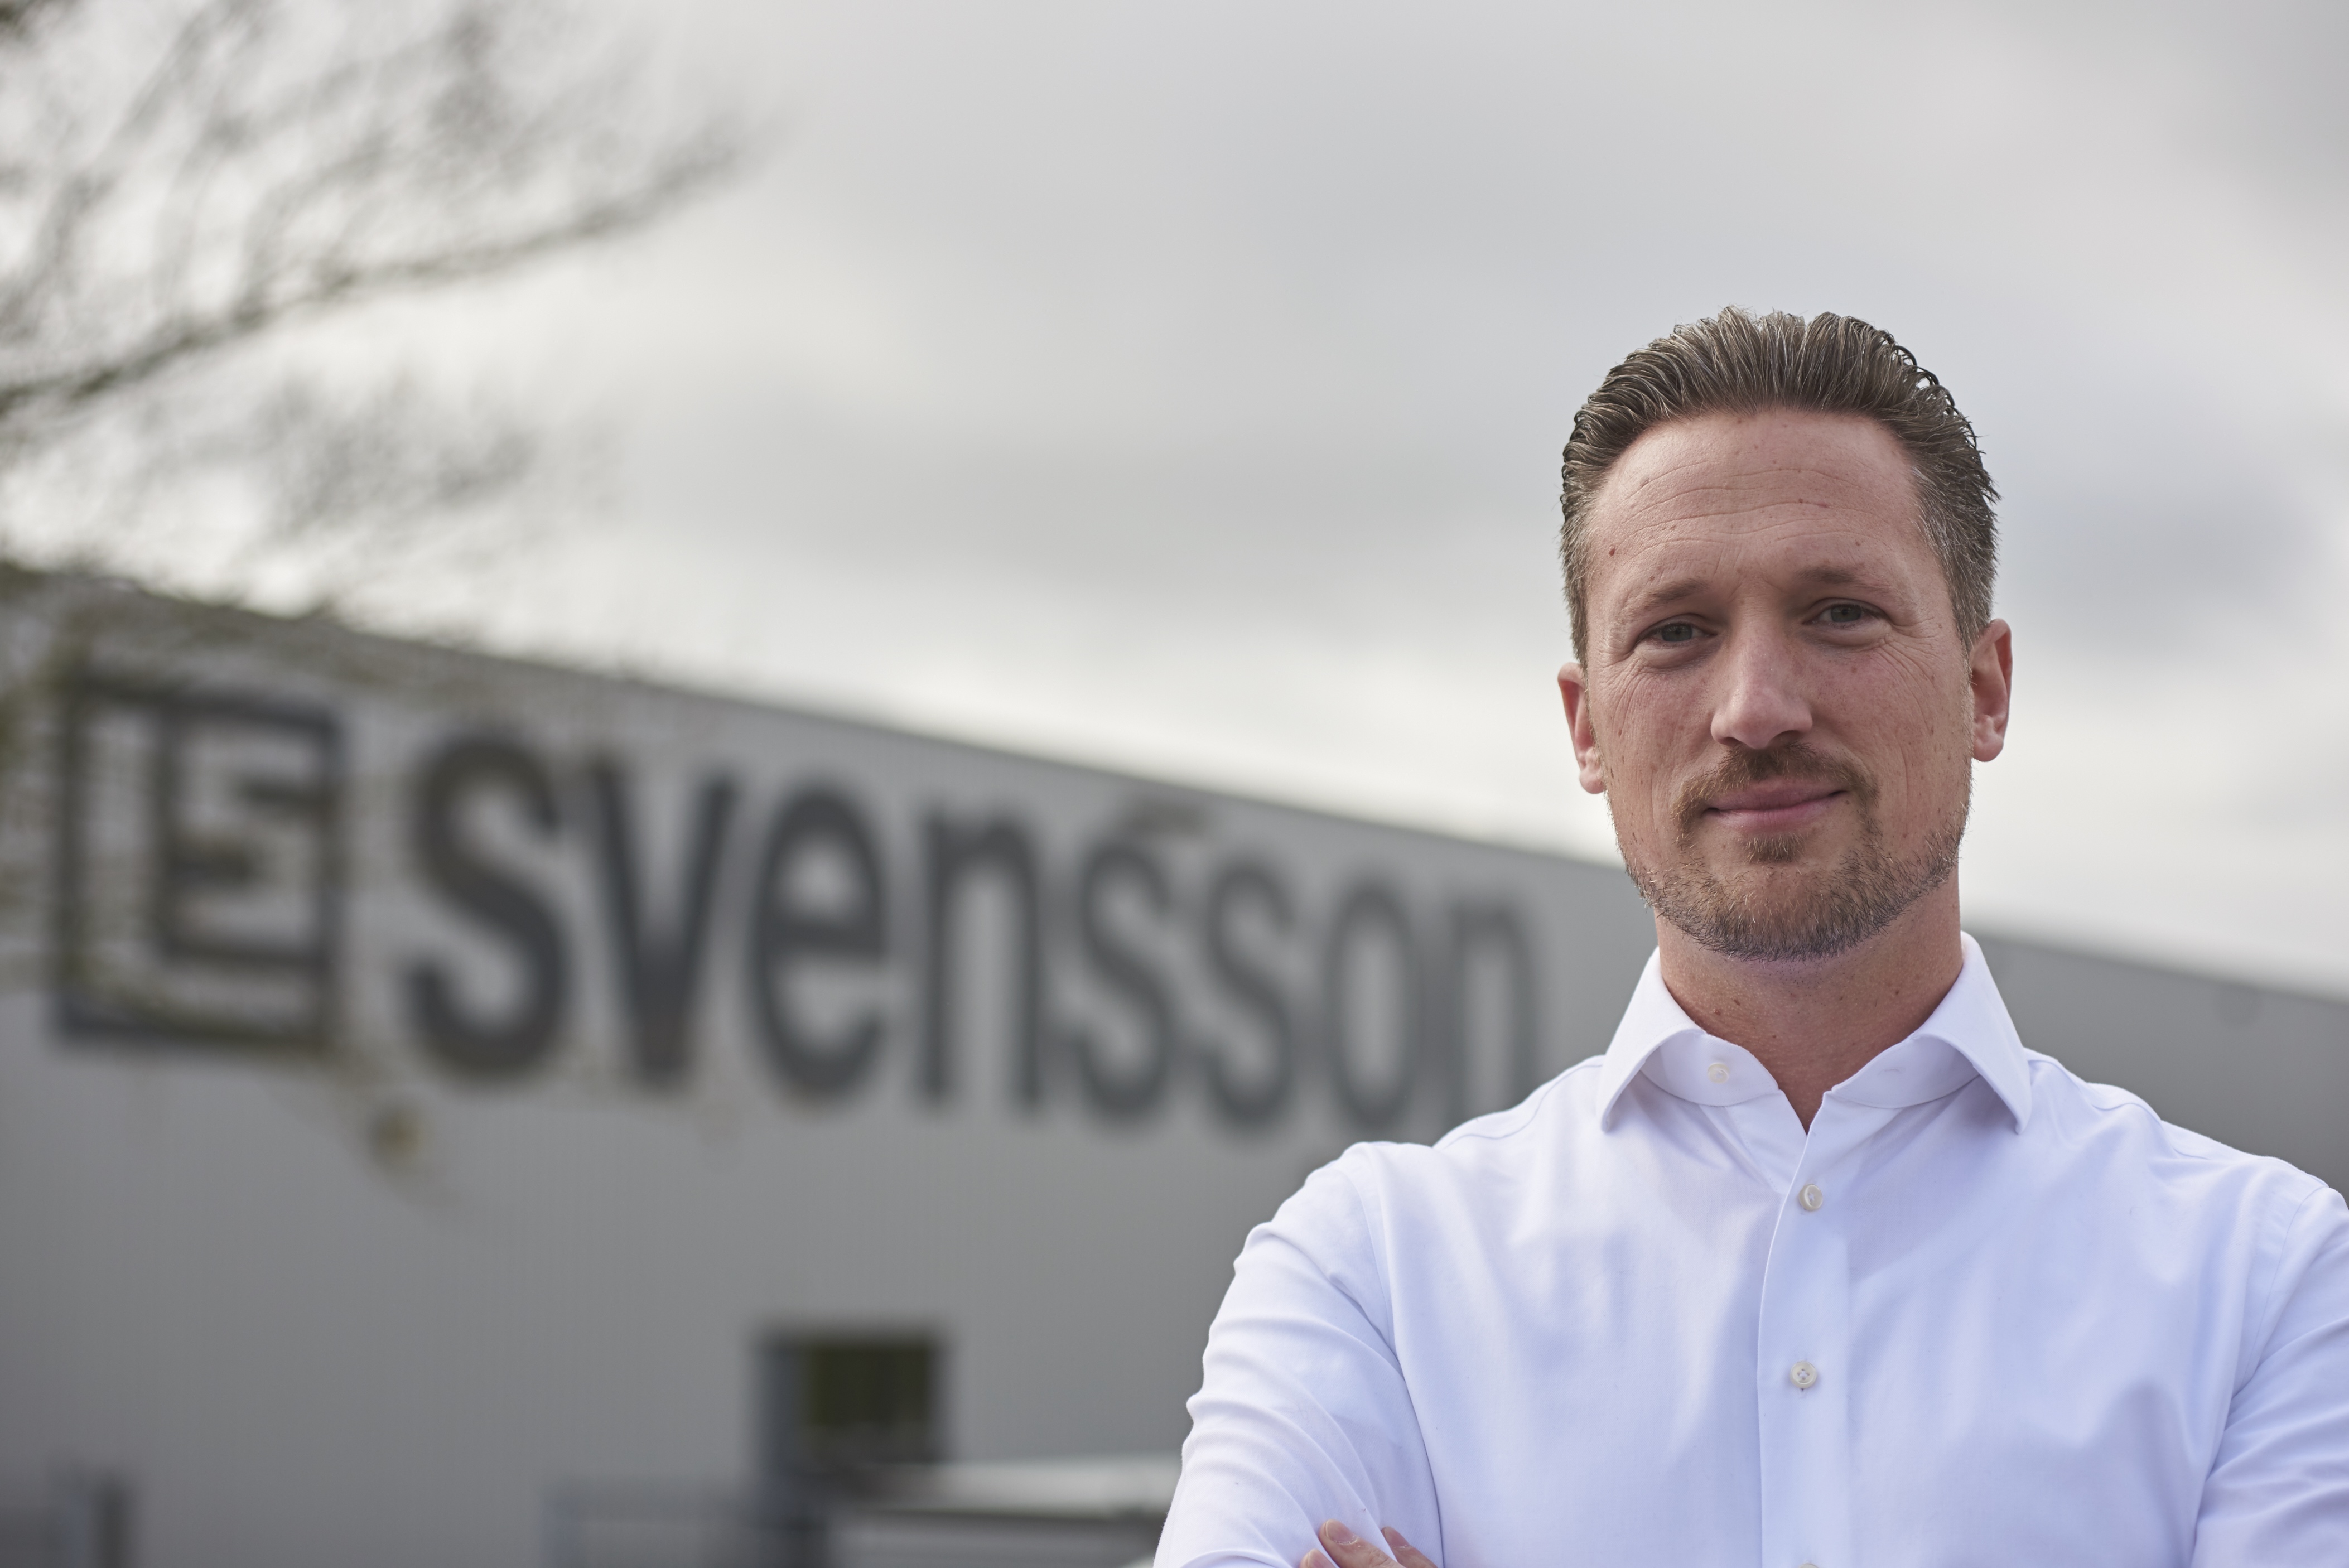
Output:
top-left (1434, 1058), bottom-right (1598, 1150)
top-left (2241, 1183), bottom-right (2340, 1388)
top-left (2027, 1054), bottom-right (2313, 1173)
top-left (1325, 1150), bottom-right (1404, 1354)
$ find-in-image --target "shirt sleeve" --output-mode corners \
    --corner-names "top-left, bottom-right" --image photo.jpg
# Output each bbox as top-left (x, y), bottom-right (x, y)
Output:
top-left (1155, 1151), bottom-right (1443, 1568)
top-left (2191, 1182), bottom-right (2349, 1564)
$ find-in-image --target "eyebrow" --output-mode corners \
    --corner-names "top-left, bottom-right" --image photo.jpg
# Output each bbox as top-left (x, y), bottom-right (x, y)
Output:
top-left (1623, 563), bottom-right (1871, 619)
top-left (1623, 576), bottom-right (1708, 618)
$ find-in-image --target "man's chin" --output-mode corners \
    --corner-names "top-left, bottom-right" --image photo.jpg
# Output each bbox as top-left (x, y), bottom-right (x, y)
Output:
top-left (1629, 819), bottom-right (1962, 966)
top-left (1697, 864), bottom-right (1853, 929)
top-left (1730, 831), bottom-right (1817, 869)
top-left (1697, 831), bottom-right (1842, 874)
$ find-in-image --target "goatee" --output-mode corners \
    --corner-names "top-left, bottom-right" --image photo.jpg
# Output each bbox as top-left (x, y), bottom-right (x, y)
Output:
top-left (1618, 741), bottom-right (1965, 963)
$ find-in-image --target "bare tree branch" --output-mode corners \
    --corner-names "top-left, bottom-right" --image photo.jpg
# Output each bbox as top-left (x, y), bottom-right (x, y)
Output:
top-left (0, 148), bottom-right (733, 424)
top-left (0, 0), bottom-right (753, 615)
top-left (0, 0), bottom-right (748, 438)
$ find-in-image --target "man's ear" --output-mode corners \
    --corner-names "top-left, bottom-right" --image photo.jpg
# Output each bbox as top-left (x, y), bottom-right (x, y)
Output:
top-left (1557, 662), bottom-right (1608, 795)
top-left (1970, 618), bottom-right (2013, 763)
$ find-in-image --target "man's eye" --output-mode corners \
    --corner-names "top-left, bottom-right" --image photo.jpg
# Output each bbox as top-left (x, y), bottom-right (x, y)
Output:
top-left (1820, 604), bottom-right (1868, 626)
top-left (1652, 623), bottom-right (1699, 645)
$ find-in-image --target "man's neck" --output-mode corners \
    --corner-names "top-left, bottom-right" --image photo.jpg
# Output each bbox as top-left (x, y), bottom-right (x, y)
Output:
top-left (1655, 886), bottom-right (1966, 1129)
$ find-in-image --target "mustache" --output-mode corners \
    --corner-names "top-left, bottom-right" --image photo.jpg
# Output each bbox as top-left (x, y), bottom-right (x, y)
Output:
top-left (1672, 742), bottom-right (1878, 837)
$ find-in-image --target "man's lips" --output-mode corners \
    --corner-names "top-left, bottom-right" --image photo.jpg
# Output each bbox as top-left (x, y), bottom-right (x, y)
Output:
top-left (1700, 781), bottom-right (1846, 831)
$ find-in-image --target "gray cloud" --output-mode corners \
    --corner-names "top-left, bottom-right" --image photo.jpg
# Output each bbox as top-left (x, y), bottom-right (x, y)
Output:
top-left (383, 0), bottom-right (2347, 985)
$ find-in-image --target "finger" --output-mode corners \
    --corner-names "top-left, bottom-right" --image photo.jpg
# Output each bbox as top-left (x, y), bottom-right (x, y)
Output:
top-left (1315, 1518), bottom-right (1397, 1568)
top-left (1381, 1526), bottom-right (1441, 1568)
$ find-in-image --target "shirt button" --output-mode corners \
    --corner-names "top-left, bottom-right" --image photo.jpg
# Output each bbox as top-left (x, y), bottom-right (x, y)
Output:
top-left (1706, 1061), bottom-right (1731, 1084)
top-left (1790, 1360), bottom-right (1820, 1390)
top-left (1799, 1183), bottom-right (1825, 1212)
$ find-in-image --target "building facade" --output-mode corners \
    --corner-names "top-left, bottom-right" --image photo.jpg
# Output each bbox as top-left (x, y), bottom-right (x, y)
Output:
top-left (0, 571), bottom-right (2340, 1568)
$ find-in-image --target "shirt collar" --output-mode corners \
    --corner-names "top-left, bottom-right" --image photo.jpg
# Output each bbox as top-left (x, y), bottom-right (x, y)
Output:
top-left (1594, 933), bottom-right (2033, 1133)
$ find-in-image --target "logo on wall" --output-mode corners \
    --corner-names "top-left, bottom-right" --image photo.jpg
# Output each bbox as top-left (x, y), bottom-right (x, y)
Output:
top-left (55, 669), bottom-right (343, 1051)
top-left (48, 662), bottom-right (1543, 1135)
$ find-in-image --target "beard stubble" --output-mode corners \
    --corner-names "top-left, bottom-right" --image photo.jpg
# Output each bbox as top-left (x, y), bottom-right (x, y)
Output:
top-left (1617, 741), bottom-right (1967, 963)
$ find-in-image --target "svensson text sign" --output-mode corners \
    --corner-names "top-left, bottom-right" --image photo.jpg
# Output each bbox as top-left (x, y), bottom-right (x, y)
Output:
top-left (13, 574), bottom-right (1653, 1139)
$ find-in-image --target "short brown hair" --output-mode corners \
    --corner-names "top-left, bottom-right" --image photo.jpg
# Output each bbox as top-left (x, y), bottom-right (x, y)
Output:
top-left (1558, 307), bottom-right (1997, 662)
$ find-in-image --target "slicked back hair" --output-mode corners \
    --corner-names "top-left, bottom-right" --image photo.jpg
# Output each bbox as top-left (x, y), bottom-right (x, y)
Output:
top-left (1559, 307), bottom-right (1998, 664)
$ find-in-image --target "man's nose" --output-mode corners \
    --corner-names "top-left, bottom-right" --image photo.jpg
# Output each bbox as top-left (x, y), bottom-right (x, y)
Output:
top-left (1709, 627), bottom-right (1813, 751)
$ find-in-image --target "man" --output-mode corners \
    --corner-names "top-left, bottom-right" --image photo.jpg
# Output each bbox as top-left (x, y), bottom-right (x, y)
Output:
top-left (1156, 309), bottom-right (2349, 1567)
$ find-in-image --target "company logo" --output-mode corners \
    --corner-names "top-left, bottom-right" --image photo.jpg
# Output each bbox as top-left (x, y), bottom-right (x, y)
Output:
top-left (55, 669), bottom-right (342, 1051)
top-left (51, 667), bottom-right (1541, 1134)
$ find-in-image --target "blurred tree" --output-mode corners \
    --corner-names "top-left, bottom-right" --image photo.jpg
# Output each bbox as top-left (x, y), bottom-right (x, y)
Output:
top-left (0, 0), bottom-right (744, 614)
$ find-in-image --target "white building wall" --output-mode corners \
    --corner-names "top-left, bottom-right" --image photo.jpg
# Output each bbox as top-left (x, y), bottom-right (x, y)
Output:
top-left (0, 574), bottom-right (1655, 1568)
top-left (1, 573), bottom-right (2340, 1568)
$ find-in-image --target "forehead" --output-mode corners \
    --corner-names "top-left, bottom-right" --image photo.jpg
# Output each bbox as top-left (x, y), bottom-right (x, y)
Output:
top-left (1581, 409), bottom-right (1934, 612)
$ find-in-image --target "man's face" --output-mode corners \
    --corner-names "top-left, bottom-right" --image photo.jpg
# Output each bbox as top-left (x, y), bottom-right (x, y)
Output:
top-left (1558, 409), bottom-right (2012, 963)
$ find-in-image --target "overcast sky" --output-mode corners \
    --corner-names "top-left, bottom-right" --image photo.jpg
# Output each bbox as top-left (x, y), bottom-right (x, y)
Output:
top-left (350, 0), bottom-right (2347, 993)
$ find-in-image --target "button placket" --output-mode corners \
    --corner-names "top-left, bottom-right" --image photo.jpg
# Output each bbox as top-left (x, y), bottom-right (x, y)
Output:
top-left (1754, 1106), bottom-right (1875, 1568)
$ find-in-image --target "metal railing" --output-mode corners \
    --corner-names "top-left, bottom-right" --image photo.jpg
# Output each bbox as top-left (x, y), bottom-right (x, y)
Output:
top-left (547, 1458), bottom-right (1172, 1568)
top-left (544, 1484), bottom-right (789, 1568)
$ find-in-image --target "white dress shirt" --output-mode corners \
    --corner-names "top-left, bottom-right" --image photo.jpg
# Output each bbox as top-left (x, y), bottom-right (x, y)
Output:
top-left (1159, 935), bottom-right (2349, 1568)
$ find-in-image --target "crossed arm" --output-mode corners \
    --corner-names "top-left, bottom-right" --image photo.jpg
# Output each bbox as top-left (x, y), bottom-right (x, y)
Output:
top-left (1169, 1161), bottom-right (2349, 1568)
top-left (1156, 1155), bottom-right (1456, 1568)
top-left (1301, 1519), bottom-right (1436, 1568)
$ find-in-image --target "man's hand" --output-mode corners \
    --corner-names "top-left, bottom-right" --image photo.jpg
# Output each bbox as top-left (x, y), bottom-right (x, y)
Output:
top-left (1300, 1519), bottom-right (1439, 1568)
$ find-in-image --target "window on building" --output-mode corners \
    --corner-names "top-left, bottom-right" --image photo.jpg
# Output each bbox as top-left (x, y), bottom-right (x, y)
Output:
top-left (759, 1332), bottom-right (941, 1481)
